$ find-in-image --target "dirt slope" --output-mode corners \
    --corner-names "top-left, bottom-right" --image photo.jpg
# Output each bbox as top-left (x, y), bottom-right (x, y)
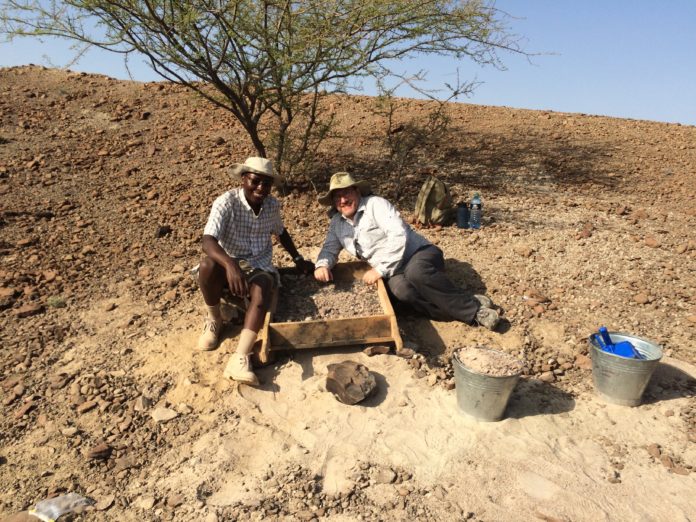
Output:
top-left (1, 66), bottom-right (695, 521)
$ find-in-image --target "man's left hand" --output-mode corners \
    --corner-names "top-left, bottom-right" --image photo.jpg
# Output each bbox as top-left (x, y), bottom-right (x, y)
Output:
top-left (362, 268), bottom-right (382, 285)
top-left (295, 257), bottom-right (315, 276)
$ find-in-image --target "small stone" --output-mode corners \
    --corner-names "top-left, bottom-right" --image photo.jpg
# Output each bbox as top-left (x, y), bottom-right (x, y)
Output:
top-left (151, 407), bottom-right (178, 423)
top-left (166, 494), bottom-right (184, 507)
top-left (427, 374), bottom-right (438, 387)
top-left (633, 293), bottom-right (650, 305)
top-left (646, 444), bottom-right (661, 459)
top-left (95, 495), bottom-right (115, 511)
top-left (664, 410), bottom-right (674, 417)
top-left (104, 302), bottom-right (117, 312)
top-left (515, 246), bottom-right (534, 257)
top-left (363, 345), bottom-right (390, 356)
top-left (61, 427), bottom-right (79, 437)
top-left (374, 467), bottom-right (396, 484)
top-left (14, 304), bottom-right (44, 318)
top-left (672, 466), bottom-right (690, 476)
top-left (539, 371), bottom-right (555, 383)
top-left (134, 396), bottom-right (153, 411)
top-left (155, 225), bottom-right (172, 238)
top-left (395, 347), bottom-right (416, 358)
top-left (86, 442), bottom-right (113, 460)
top-left (137, 497), bottom-right (156, 510)
top-left (660, 455), bottom-right (674, 469)
top-left (114, 455), bottom-right (137, 472)
top-left (575, 354), bottom-right (592, 370)
top-left (644, 236), bottom-right (661, 248)
top-left (14, 401), bottom-right (35, 419)
top-left (77, 400), bottom-right (98, 414)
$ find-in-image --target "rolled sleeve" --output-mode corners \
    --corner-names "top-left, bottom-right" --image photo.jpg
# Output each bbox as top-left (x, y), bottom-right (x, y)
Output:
top-left (316, 221), bottom-right (343, 268)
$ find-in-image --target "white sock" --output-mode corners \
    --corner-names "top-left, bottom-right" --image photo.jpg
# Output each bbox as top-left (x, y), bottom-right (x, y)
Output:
top-left (206, 303), bottom-right (222, 323)
top-left (236, 328), bottom-right (257, 356)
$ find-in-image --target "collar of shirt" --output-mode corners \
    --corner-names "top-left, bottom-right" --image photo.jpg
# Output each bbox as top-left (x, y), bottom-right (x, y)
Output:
top-left (339, 196), bottom-right (366, 226)
top-left (237, 187), bottom-right (265, 217)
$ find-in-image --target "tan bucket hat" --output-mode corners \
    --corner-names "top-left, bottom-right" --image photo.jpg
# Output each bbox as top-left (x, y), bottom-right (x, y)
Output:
top-left (230, 157), bottom-right (284, 186)
top-left (318, 172), bottom-right (372, 205)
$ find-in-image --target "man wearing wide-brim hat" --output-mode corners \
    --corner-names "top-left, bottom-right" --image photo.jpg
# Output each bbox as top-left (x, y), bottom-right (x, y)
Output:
top-left (197, 157), bottom-right (314, 385)
top-left (314, 172), bottom-right (499, 330)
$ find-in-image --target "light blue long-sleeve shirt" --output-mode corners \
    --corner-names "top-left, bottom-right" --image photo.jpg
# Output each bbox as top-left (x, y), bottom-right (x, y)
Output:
top-left (315, 195), bottom-right (431, 278)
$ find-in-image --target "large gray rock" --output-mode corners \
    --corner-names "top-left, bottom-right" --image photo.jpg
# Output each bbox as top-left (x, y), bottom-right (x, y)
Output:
top-left (326, 361), bottom-right (376, 405)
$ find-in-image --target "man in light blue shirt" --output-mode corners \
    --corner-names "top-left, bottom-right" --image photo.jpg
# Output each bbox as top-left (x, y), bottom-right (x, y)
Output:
top-left (314, 172), bottom-right (499, 330)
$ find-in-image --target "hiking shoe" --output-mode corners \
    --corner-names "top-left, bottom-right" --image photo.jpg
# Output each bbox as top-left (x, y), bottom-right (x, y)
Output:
top-left (196, 318), bottom-right (222, 351)
top-left (223, 354), bottom-right (259, 386)
top-left (475, 307), bottom-right (500, 331)
top-left (474, 294), bottom-right (494, 309)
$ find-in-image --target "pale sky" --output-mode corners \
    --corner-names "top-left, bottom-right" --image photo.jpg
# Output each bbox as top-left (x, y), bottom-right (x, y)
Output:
top-left (2, 1), bottom-right (695, 126)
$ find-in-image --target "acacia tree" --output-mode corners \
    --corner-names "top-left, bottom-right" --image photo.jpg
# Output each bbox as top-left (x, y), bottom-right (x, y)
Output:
top-left (1, 0), bottom-right (521, 178)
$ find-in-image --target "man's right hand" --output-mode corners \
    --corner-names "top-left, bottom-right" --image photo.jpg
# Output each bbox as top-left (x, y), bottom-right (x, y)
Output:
top-left (225, 259), bottom-right (248, 296)
top-left (314, 266), bottom-right (333, 283)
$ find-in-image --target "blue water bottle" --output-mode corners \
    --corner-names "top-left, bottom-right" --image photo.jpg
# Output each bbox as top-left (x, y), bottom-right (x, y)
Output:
top-left (468, 192), bottom-right (482, 229)
top-left (456, 202), bottom-right (469, 228)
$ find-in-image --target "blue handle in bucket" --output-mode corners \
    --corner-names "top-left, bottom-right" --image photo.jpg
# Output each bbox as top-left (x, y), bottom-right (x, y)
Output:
top-left (596, 327), bottom-right (644, 359)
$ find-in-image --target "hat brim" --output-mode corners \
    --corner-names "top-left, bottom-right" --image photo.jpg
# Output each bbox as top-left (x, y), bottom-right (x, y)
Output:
top-left (231, 164), bottom-right (285, 186)
top-left (318, 181), bottom-right (372, 205)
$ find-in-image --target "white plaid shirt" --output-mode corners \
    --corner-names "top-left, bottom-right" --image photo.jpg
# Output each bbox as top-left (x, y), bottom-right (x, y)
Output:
top-left (316, 195), bottom-right (430, 277)
top-left (203, 188), bottom-right (284, 272)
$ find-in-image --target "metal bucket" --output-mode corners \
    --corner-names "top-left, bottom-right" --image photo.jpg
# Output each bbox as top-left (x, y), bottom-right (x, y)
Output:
top-left (589, 332), bottom-right (662, 406)
top-left (453, 349), bottom-right (521, 422)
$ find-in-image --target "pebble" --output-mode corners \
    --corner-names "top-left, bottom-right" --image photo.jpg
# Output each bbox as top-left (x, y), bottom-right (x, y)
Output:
top-left (14, 303), bottom-right (44, 318)
top-left (77, 400), bottom-right (98, 414)
top-left (86, 442), bottom-right (113, 460)
top-left (633, 293), bottom-right (650, 305)
top-left (539, 371), bottom-right (555, 383)
top-left (646, 444), bottom-right (661, 458)
top-left (137, 497), bottom-right (156, 510)
top-left (95, 495), bottom-right (115, 511)
top-left (151, 407), bottom-right (178, 423)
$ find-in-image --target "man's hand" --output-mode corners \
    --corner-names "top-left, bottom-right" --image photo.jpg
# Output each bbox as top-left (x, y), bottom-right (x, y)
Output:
top-left (295, 257), bottom-right (315, 276)
top-left (362, 268), bottom-right (382, 285)
top-left (225, 259), bottom-right (247, 297)
top-left (314, 266), bottom-right (333, 283)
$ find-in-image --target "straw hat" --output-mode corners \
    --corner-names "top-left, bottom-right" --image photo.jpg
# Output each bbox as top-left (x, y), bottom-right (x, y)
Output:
top-left (230, 157), bottom-right (284, 186)
top-left (318, 172), bottom-right (372, 205)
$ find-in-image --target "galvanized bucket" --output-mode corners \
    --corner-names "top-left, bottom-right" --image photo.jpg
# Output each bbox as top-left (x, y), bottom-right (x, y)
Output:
top-left (453, 349), bottom-right (521, 422)
top-left (589, 332), bottom-right (662, 406)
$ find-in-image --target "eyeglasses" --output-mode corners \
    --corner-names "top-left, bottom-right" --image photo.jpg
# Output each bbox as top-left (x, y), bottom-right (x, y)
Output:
top-left (245, 174), bottom-right (273, 188)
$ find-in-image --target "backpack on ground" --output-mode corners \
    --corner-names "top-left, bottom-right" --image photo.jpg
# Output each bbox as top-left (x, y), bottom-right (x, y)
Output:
top-left (414, 176), bottom-right (456, 226)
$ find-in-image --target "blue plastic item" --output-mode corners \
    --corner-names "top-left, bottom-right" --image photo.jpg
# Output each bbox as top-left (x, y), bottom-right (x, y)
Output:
top-left (468, 193), bottom-right (482, 229)
top-left (595, 327), bottom-right (644, 359)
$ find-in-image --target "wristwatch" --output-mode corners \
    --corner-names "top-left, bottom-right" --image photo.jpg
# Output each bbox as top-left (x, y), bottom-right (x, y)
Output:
top-left (293, 255), bottom-right (305, 264)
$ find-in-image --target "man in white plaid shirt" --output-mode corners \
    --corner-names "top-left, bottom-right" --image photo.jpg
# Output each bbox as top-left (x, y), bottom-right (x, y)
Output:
top-left (197, 157), bottom-right (314, 385)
